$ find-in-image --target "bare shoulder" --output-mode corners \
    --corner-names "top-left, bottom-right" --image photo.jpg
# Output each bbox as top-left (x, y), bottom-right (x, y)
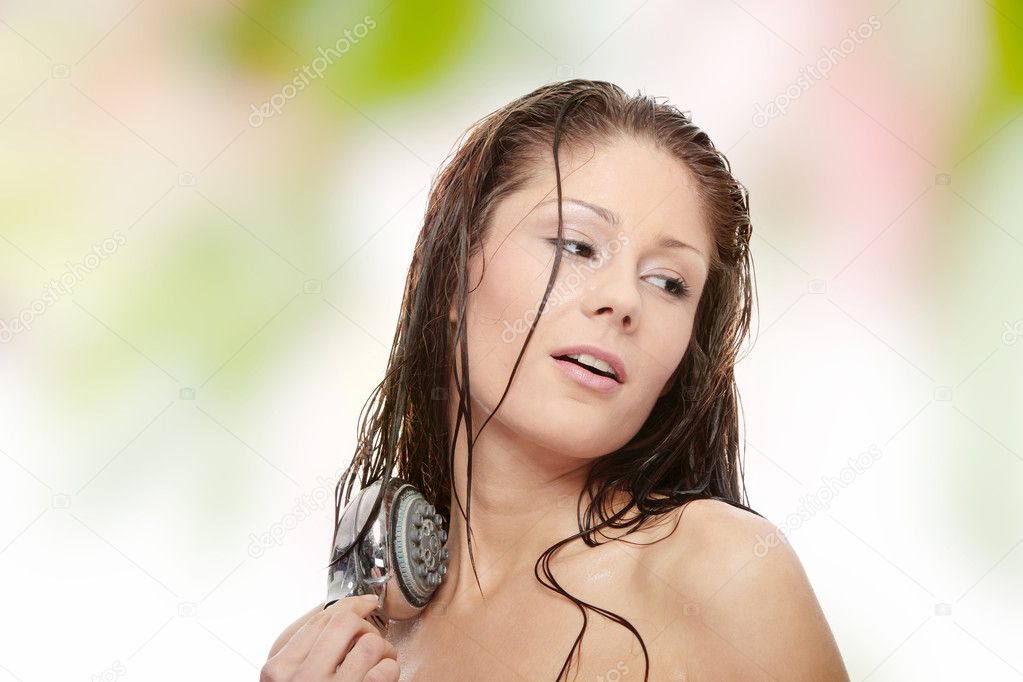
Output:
top-left (266, 601), bottom-right (326, 660)
top-left (646, 498), bottom-right (850, 681)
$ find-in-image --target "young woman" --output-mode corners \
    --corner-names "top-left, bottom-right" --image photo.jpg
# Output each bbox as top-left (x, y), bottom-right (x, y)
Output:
top-left (262, 79), bottom-right (849, 681)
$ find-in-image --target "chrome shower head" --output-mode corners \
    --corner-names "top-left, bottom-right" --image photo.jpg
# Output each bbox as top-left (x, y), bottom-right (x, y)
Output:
top-left (325, 477), bottom-right (449, 623)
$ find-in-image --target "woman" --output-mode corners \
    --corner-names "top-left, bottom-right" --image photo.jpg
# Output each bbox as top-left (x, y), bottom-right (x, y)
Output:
top-left (262, 79), bottom-right (849, 681)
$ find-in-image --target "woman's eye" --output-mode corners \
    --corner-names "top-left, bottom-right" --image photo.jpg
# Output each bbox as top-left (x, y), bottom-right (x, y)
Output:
top-left (547, 238), bottom-right (595, 259)
top-left (546, 238), bottom-right (690, 300)
top-left (647, 274), bottom-right (690, 299)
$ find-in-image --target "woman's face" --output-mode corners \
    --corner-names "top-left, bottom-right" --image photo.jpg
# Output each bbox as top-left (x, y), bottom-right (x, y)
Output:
top-left (452, 134), bottom-right (713, 459)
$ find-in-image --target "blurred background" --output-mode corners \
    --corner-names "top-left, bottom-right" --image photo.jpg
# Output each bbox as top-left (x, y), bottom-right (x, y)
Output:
top-left (1, 0), bottom-right (1021, 679)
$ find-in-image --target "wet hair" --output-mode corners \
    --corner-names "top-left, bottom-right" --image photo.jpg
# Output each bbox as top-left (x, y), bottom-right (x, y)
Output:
top-left (329, 78), bottom-right (761, 681)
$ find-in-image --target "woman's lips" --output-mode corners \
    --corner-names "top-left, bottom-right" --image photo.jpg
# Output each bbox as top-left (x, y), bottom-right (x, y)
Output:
top-left (551, 356), bottom-right (622, 394)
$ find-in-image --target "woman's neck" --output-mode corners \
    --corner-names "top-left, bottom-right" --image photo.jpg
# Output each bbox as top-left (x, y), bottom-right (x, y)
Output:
top-left (431, 412), bottom-right (597, 611)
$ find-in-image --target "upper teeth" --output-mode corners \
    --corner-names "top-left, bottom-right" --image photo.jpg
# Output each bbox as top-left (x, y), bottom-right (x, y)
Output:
top-left (565, 353), bottom-right (617, 379)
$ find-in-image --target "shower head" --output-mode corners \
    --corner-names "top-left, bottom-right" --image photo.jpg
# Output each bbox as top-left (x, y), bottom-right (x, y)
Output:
top-left (325, 476), bottom-right (449, 624)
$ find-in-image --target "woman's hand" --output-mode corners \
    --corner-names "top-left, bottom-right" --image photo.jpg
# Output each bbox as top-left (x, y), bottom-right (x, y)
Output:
top-left (261, 595), bottom-right (399, 681)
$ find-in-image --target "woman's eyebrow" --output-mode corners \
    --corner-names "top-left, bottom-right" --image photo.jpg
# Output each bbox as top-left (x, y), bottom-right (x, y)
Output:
top-left (537, 196), bottom-right (620, 226)
top-left (536, 196), bottom-right (706, 259)
top-left (657, 235), bottom-right (705, 259)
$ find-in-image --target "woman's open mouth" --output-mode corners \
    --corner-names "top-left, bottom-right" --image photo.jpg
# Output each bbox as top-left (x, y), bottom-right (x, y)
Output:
top-left (551, 354), bottom-right (622, 394)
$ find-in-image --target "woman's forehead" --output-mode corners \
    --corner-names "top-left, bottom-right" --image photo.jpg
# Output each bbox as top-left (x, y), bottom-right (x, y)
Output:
top-left (492, 140), bottom-right (711, 256)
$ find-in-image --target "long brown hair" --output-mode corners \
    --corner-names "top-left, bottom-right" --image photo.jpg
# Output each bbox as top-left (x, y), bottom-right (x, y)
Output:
top-left (329, 78), bottom-right (760, 681)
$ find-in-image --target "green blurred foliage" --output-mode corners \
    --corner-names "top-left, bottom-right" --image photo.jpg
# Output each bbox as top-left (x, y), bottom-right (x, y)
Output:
top-left (62, 209), bottom-right (302, 409)
top-left (991, 0), bottom-right (1023, 94)
top-left (217, 0), bottom-right (484, 104)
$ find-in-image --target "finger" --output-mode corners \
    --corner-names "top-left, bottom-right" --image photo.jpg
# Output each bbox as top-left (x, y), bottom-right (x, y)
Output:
top-left (353, 632), bottom-right (396, 666)
top-left (273, 596), bottom-right (379, 669)
top-left (334, 632), bottom-right (397, 682)
top-left (362, 657), bottom-right (400, 682)
top-left (301, 606), bottom-right (383, 677)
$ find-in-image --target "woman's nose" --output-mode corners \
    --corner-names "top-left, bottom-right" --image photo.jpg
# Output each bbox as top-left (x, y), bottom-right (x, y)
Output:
top-left (576, 256), bottom-right (640, 331)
